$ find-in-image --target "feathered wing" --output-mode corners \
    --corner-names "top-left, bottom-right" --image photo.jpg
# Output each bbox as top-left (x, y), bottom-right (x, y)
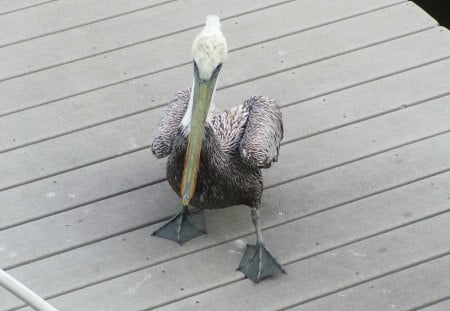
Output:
top-left (151, 89), bottom-right (190, 158)
top-left (239, 95), bottom-right (283, 168)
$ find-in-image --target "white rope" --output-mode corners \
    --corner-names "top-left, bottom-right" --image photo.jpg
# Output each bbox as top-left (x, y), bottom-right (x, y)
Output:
top-left (0, 268), bottom-right (58, 311)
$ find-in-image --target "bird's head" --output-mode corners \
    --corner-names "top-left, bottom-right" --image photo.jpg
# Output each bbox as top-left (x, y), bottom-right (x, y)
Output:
top-left (192, 15), bottom-right (228, 80)
top-left (181, 15), bottom-right (227, 206)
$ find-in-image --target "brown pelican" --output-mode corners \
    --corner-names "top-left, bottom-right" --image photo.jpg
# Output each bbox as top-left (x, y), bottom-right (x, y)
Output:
top-left (151, 15), bottom-right (285, 283)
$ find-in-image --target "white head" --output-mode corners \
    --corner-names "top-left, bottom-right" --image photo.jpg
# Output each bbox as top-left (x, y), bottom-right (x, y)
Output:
top-left (192, 15), bottom-right (228, 80)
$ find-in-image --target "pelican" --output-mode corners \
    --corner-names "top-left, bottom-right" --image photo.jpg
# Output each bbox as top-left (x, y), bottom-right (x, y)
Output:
top-left (151, 15), bottom-right (285, 283)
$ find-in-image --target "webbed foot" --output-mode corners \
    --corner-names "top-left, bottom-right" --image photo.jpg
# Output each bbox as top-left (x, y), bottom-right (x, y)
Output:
top-left (152, 206), bottom-right (206, 245)
top-left (238, 243), bottom-right (286, 283)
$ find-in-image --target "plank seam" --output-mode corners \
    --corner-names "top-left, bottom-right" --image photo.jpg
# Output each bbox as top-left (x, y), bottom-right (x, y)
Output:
top-left (142, 218), bottom-right (450, 309)
top-left (0, 0), bottom-right (412, 117)
top-left (0, 0), bottom-right (180, 48)
top-left (8, 175), bottom-right (450, 309)
top-left (0, 109), bottom-right (450, 231)
top-left (0, 0), bottom-right (407, 83)
top-left (282, 91), bottom-right (450, 145)
top-left (0, 0), bottom-right (57, 16)
top-left (265, 170), bottom-right (450, 234)
top-left (411, 297), bottom-right (450, 311)
top-left (4, 169), bottom-right (450, 300)
top-left (2, 48), bottom-right (447, 158)
top-left (0, 145), bottom-right (150, 193)
top-left (222, 26), bottom-right (437, 91)
top-left (267, 129), bottom-right (450, 190)
top-left (280, 253), bottom-right (450, 311)
top-left (1, 102), bottom-right (449, 228)
top-left (0, 177), bottom-right (165, 231)
top-left (281, 54), bottom-right (450, 109)
top-left (0, 101), bottom-right (450, 231)
top-left (0, 29), bottom-right (445, 157)
top-left (0, 0), bottom-right (297, 49)
top-left (0, 0), bottom-right (302, 117)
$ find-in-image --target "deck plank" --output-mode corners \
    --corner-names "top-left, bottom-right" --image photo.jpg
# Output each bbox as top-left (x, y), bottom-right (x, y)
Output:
top-left (216, 27), bottom-right (450, 110)
top-left (0, 0), bottom-right (408, 114)
top-left (24, 206), bottom-right (450, 310)
top-left (0, 2), bottom-right (436, 152)
top-left (0, 0), bottom-right (403, 83)
top-left (0, 0), bottom-right (291, 83)
top-left (422, 299), bottom-right (450, 311)
top-left (0, 0), bottom-right (53, 15)
top-left (1, 59), bottom-right (449, 229)
top-left (152, 215), bottom-right (450, 311)
top-left (1, 1), bottom-right (449, 310)
top-left (0, 0), bottom-right (175, 46)
top-left (291, 256), bottom-right (450, 311)
top-left (1, 132), bottom-right (449, 309)
top-left (1, 95), bottom-right (449, 268)
top-left (1, 28), bottom-right (449, 193)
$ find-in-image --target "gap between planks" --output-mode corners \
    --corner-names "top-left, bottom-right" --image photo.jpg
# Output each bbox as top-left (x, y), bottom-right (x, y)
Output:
top-left (0, 0), bottom-right (178, 48)
top-left (0, 0), bottom-right (296, 49)
top-left (0, 28), bottom-right (445, 157)
top-left (415, 297), bottom-right (450, 311)
top-left (0, 0), bottom-right (408, 115)
top-left (6, 170), bottom-right (450, 310)
top-left (0, 0), bottom-right (405, 83)
top-left (1, 93), bottom-right (449, 231)
top-left (3, 124), bottom-right (449, 307)
top-left (0, 0), bottom-right (57, 16)
top-left (149, 245), bottom-right (450, 310)
top-left (284, 255), bottom-right (450, 311)
top-left (0, 54), bottom-right (448, 194)
top-left (1, 1), bottom-right (447, 308)
top-left (281, 253), bottom-right (450, 311)
top-left (3, 129), bottom-right (449, 269)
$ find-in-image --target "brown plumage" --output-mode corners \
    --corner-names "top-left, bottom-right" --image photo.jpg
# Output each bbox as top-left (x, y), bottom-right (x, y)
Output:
top-left (151, 88), bottom-right (283, 210)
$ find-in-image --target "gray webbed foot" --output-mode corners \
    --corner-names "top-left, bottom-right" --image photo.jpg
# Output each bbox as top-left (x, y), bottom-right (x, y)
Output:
top-left (238, 243), bottom-right (286, 283)
top-left (152, 206), bottom-right (206, 245)
top-left (238, 207), bottom-right (286, 283)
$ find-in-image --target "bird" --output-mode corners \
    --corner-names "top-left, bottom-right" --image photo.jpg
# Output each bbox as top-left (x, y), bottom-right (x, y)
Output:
top-left (151, 15), bottom-right (285, 283)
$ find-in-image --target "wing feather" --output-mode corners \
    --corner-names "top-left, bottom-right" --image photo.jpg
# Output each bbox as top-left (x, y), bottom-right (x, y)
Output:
top-left (151, 89), bottom-right (190, 158)
top-left (239, 95), bottom-right (283, 168)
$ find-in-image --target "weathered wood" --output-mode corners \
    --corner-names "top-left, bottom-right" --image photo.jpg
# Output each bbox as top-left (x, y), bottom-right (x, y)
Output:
top-left (28, 202), bottom-right (450, 310)
top-left (2, 133), bottom-right (449, 310)
top-left (0, 0), bottom-right (53, 15)
top-left (216, 27), bottom-right (450, 110)
top-left (0, 0), bottom-right (288, 88)
top-left (1, 1), bottom-right (449, 310)
top-left (0, 2), bottom-right (436, 152)
top-left (3, 94), bottom-right (450, 260)
top-left (292, 256), bottom-right (450, 311)
top-left (264, 95), bottom-right (450, 186)
top-left (1, 95), bottom-right (449, 268)
top-left (0, 0), bottom-right (403, 82)
top-left (1, 28), bottom-right (449, 193)
top-left (0, 0), bottom-right (175, 46)
top-left (422, 299), bottom-right (450, 311)
top-left (152, 214), bottom-right (450, 311)
top-left (3, 88), bottom-right (450, 249)
top-left (0, 0), bottom-right (420, 109)
top-left (281, 59), bottom-right (450, 144)
top-left (1, 59), bottom-right (449, 230)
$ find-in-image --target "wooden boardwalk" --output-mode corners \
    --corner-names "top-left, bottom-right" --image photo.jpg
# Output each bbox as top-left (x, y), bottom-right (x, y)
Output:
top-left (1, 0), bottom-right (449, 310)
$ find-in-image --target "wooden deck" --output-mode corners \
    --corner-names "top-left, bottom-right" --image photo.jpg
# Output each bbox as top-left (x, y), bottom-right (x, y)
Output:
top-left (1, 0), bottom-right (449, 310)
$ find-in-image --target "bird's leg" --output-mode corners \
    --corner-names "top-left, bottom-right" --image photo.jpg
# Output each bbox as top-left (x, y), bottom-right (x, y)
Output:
top-left (152, 205), bottom-right (206, 245)
top-left (238, 207), bottom-right (286, 283)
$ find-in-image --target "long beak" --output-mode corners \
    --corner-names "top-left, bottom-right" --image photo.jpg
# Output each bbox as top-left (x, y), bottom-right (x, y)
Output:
top-left (180, 63), bottom-right (221, 206)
